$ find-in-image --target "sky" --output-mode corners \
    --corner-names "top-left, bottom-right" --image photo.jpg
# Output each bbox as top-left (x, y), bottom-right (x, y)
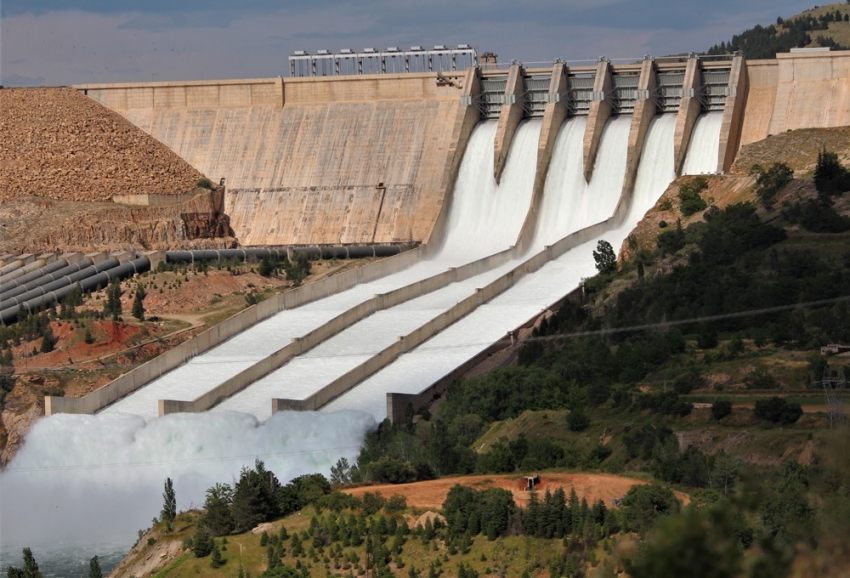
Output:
top-left (0, 0), bottom-right (823, 86)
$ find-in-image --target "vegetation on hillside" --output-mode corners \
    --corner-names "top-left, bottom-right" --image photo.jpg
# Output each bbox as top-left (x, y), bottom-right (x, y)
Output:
top-left (707, 3), bottom-right (850, 58)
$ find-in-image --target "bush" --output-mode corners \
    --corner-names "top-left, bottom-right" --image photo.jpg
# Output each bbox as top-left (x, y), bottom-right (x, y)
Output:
top-left (567, 407), bottom-right (590, 432)
top-left (711, 400), bottom-right (733, 421)
top-left (750, 163), bottom-right (793, 208)
top-left (814, 149), bottom-right (850, 197)
top-left (657, 220), bottom-right (685, 256)
top-left (673, 369), bottom-right (704, 395)
top-left (743, 367), bottom-right (779, 390)
top-left (678, 177), bottom-right (709, 216)
top-left (753, 396), bottom-right (803, 424)
top-left (197, 177), bottom-right (214, 189)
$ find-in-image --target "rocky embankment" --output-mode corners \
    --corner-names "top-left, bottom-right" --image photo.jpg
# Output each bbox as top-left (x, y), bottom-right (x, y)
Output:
top-left (0, 87), bottom-right (203, 202)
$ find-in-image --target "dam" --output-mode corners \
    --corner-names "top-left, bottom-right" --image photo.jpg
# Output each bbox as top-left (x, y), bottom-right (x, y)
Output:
top-left (39, 49), bottom-right (850, 424)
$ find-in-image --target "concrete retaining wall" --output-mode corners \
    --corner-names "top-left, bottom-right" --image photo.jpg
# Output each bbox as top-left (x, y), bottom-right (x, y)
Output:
top-left (739, 50), bottom-right (850, 147)
top-left (160, 243), bottom-right (519, 414)
top-left (44, 245), bottom-right (425, 416)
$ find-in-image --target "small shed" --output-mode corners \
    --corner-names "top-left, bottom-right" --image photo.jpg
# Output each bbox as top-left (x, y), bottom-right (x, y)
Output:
top-left (524, 475), bottom-right (540, 491)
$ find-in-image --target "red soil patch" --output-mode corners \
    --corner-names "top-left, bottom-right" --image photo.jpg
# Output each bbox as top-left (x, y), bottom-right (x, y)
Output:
top-left (344, 474), bottom-right (689, 510)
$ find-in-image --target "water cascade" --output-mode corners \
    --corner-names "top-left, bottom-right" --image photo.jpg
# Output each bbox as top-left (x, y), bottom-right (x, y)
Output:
top-left (324, 115), bottom-right (636, 419)
top-left (1, 109), bottom-right (720, 573)
top-left (682, 112), bottom-right (723, 175)
top-left (213, 120), bottom-right (542, 419)
top-left (102, 121), bottom-right (542, 419)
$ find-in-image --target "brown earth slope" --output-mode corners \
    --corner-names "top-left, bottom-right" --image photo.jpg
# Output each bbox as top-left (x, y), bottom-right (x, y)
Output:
top-left (0, 87), bottom-right (203, 202)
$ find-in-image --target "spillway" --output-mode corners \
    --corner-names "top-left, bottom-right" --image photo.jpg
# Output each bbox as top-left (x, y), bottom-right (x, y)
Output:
top-left (324, 113), bottom-right (681, 420)
top-left (104, 120), bottom-right (541, 419)
top-left (682, 112), bottom-right (723, 175)
top-left (212, 120), bottom-right (542, 419)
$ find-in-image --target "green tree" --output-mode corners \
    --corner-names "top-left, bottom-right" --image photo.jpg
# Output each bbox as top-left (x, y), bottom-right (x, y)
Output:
top-left (210, 542), bottom-right (225, 568)
top-left (103, 279), bottom-right (122, 320)
top-left (39, 323), bottom-right (55, 354)
top-left (751, 162), bottom-right (793, 208)
top-left (84, 327), bottom-right (95, 345)
top-left (204, 483), bottom-right (235, 536)
top-left (678, 176), bottom-right (709, 216)
top-left (88, 555), bottom-right (102, 578)
top-left (193, 526), bottom-right (214, 557)
top-left (232, 460), bottom-right (279, 532)
top-left (626, 506), bottom-right (744, 578)
top-left (161, 477), bottom-right (177, 532)
top-left (711, 400), bottom-right (733, 421)
top-left (621, 483), bottom-right (680, 535)
top-left (814, 149), bottom-right (850, 197)
top-left (567, 407), bottom-right (590, 432)
top-left (131, 284), bottom-right (146, 321)
top-left (593, 240), bottom-right (617, 275)
top-left (6, 547), bottom-right (43, 578)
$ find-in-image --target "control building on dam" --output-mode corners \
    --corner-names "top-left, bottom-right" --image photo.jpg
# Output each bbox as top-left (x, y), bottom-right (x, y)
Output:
top-left (45, 48), bottom-right (849, 422)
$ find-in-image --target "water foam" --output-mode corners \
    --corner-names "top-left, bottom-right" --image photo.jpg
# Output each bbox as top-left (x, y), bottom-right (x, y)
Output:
top-left (0, 411), bottom-right (373, 565)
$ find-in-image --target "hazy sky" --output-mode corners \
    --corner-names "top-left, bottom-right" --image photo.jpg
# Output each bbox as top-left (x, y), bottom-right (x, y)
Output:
top-left (1, 0), bottom-right (820, 86)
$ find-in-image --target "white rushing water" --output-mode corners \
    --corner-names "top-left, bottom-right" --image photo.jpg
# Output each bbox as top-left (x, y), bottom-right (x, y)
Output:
top-left (104, 120), bottom-right (542, 419)
top-left (0, 410), bottom-right (374, 574)
top-left (0, 118), bottom-right (542, 569)
top-left (1, 110), bottom-right (721, 571)
top-left (213, 120), bottom-right (542, 419)
top-left (325, 113), bottom-right (681, 420)
top-left (682, 112), bottom-right (723, 175)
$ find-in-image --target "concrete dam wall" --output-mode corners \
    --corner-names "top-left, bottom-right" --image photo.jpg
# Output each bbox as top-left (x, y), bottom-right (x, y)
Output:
top-left (80, 75), bottom-right (468, 246)
top-left (77, 50), bottom-right (850, 248)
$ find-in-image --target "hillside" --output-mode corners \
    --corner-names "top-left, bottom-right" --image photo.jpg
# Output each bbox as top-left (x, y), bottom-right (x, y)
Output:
top-left (0, 88), bottom-right (203, 203)
top-left (707, 2), bottom-right (849, 58)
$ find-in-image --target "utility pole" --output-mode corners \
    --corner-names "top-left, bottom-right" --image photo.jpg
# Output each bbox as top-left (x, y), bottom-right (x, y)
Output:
top-left (820, 367), bottom-right (846, 430)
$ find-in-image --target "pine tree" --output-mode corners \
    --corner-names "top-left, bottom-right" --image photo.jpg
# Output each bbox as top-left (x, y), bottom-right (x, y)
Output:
top-left (6, 547), bottom-right (43, 578)
top-left (84, 327), bottom-right (95, 345)
top-left (88, 555), bottom-right (103, 578)
top-left (39, 323), bottom-right (55, 354)
top-left (132, 284), bottom-right (146, 321)
top-left (210, 543), bottom-right (225, 568)
top-left (161, 477), bottom-right (177, 532)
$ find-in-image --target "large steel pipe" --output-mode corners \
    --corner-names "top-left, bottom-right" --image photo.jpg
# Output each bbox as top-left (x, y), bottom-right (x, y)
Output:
top-left (0, 257), bottom-right (150, 324)
top-left (0, 259), bottom-right (94, 302)
top-left (0, 260), bottom-right (71, 295)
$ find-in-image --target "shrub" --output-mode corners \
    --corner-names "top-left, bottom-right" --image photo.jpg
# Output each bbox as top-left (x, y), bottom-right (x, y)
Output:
top-left (743, 367), bottom-right (779, 390)
top-left (567, 407), bottom-right (590, 432)
top-left (197, 177), bottom-right (214, 189)
top-left (657, 220), bottom-right (685, 256)
top-left (753, 396), bottom-right (803, 424)
top-left (673, 369), bottom-right (704, 395)
top-left (678, 177), bottom-right (709, 216)
top-left (711, 400), bottom-right (733, 421)
top-left (814, 149), bottom-right (850, 197)
top-left (750, 163), bottom-right (793, 208)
